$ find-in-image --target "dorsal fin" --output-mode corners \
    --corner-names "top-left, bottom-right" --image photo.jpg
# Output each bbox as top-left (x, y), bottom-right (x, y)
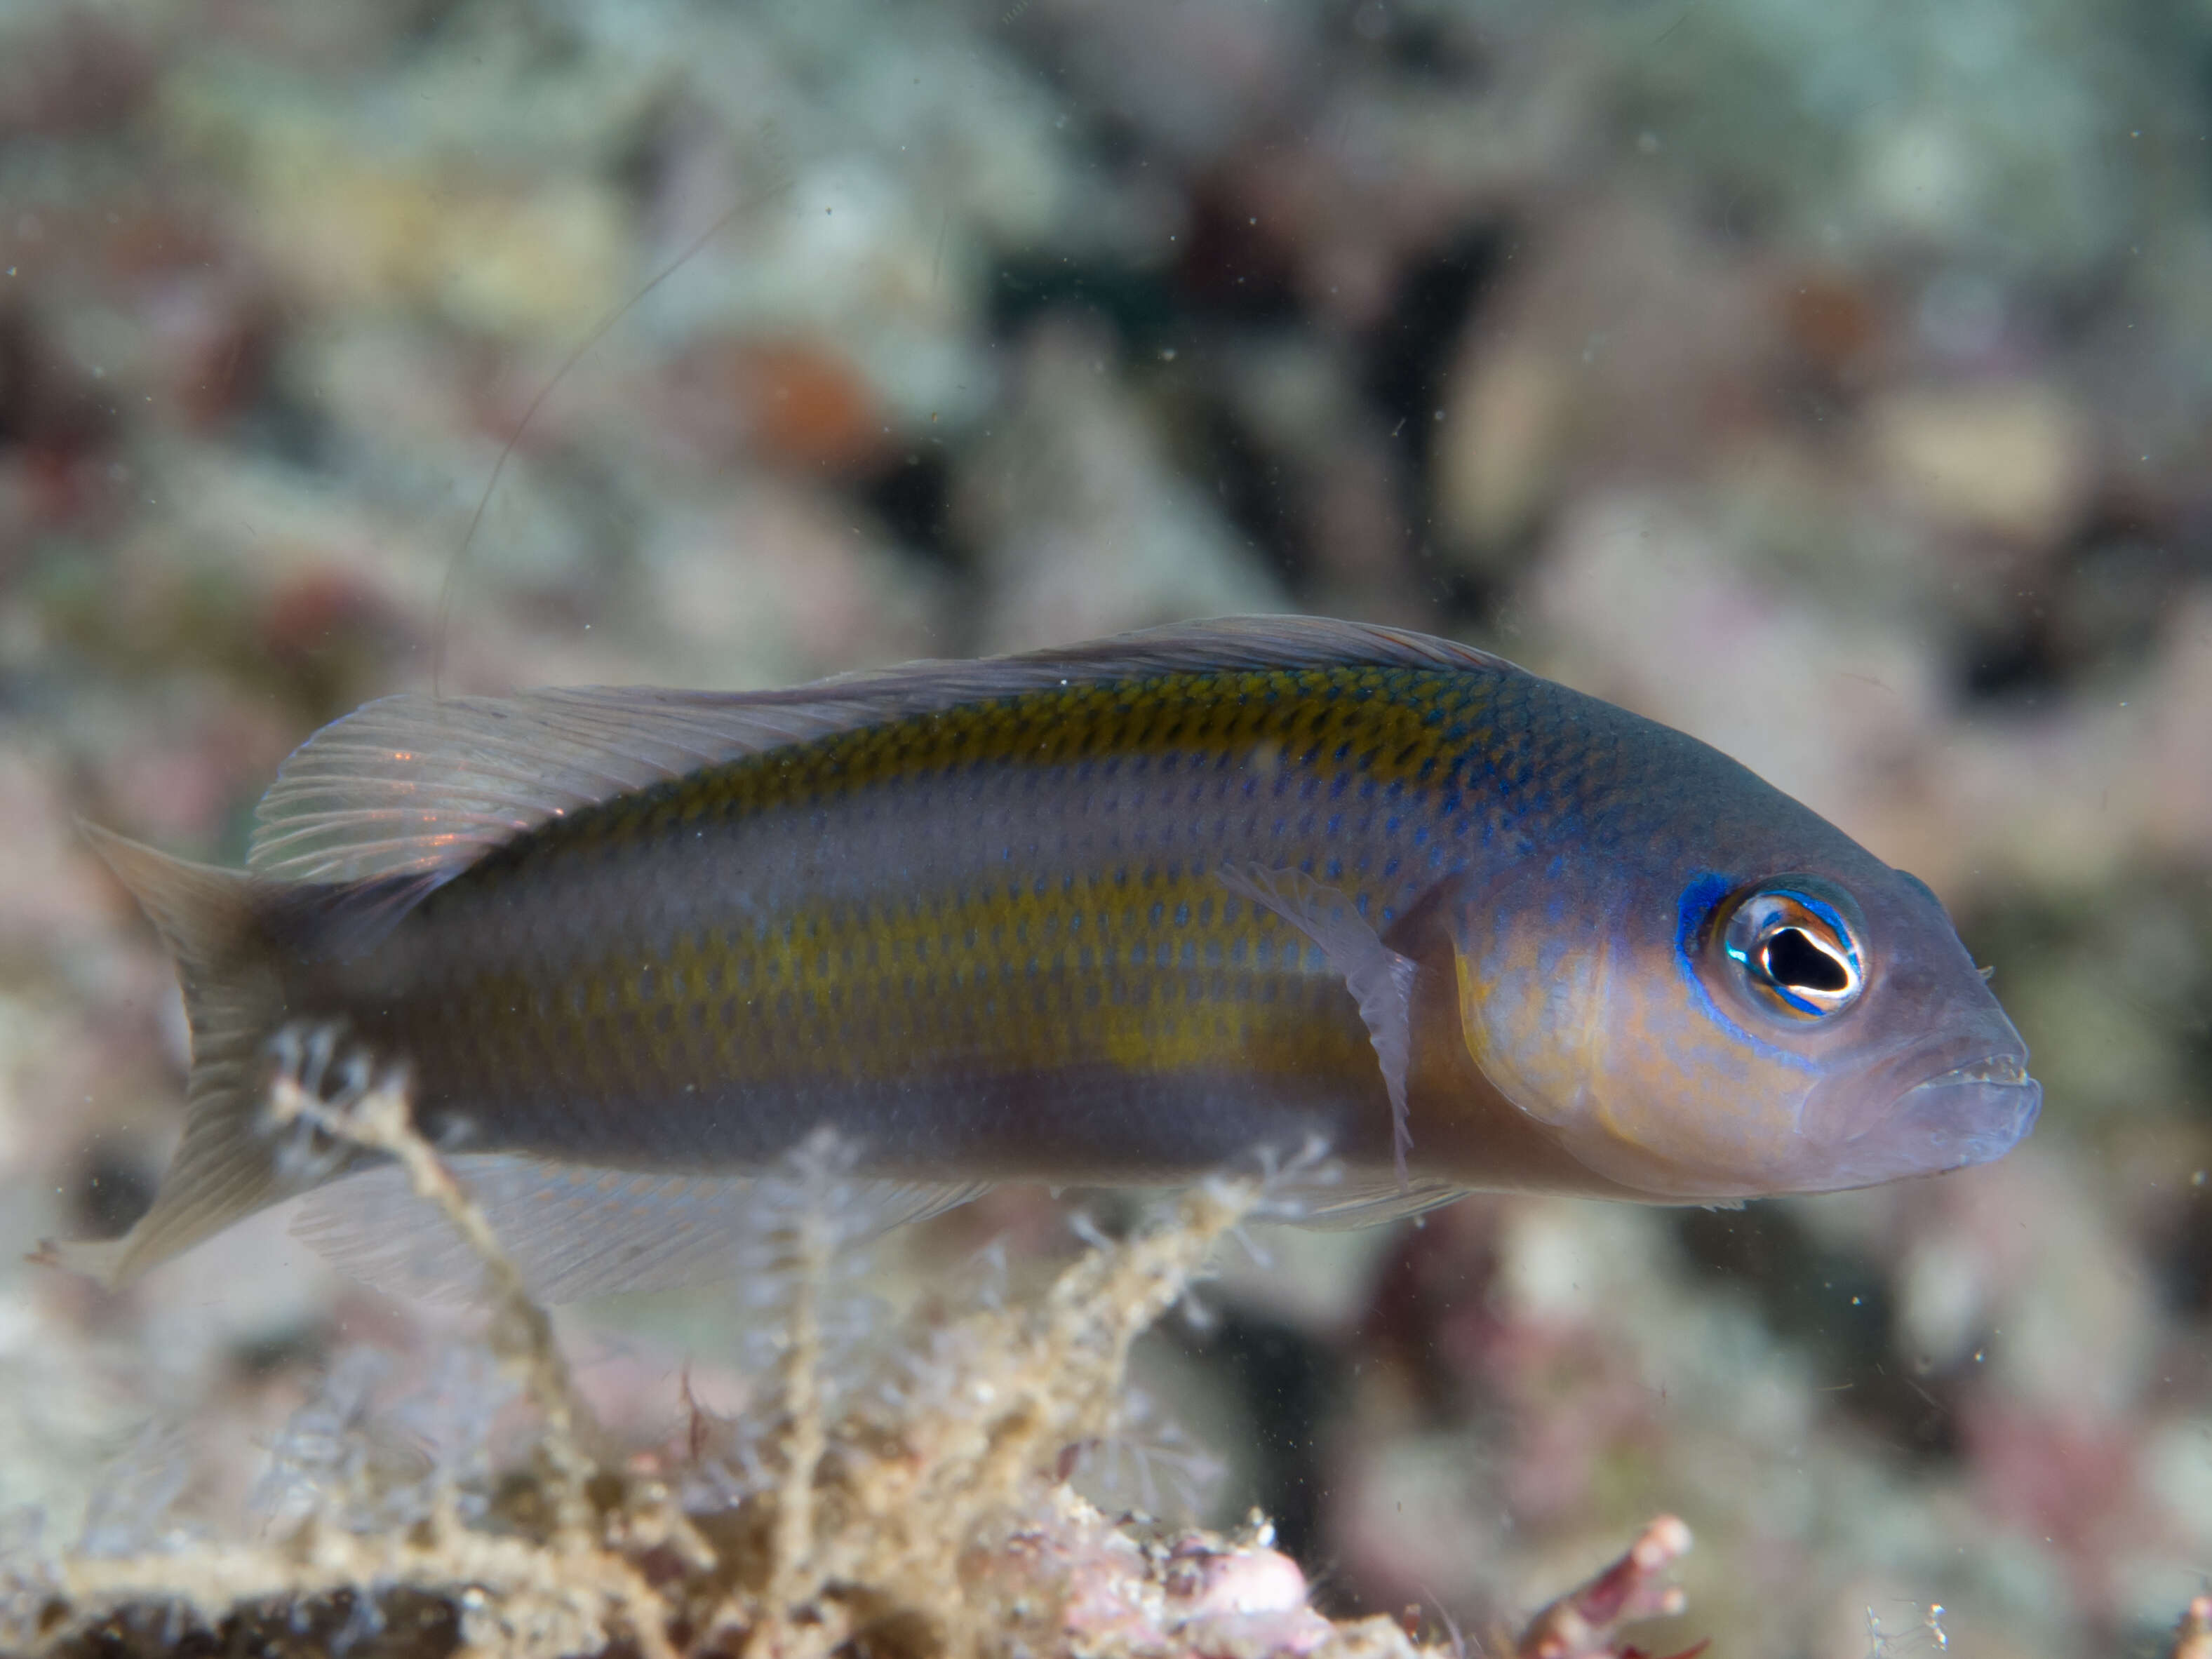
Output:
top-left (250, 615), bottom-right (1518, 885)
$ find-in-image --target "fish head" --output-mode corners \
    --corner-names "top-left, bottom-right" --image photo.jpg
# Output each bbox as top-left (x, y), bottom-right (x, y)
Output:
top-left (1449, 857), bottom-right (2040, 1200)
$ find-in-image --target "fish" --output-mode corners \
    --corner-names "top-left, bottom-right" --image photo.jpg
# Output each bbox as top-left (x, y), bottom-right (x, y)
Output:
top-left (54, 614), bottom-right (2040, 1300)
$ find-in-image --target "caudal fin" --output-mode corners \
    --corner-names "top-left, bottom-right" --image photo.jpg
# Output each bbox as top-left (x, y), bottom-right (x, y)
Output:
top-left (49, 826), bottom-right (295, 1287)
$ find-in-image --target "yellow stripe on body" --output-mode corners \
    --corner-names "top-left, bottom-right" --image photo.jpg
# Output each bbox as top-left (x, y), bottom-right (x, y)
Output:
top-left (391, 663), bottom-right (1503, 1143)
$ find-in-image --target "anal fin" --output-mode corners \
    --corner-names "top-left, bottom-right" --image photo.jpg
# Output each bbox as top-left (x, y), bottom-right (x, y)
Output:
top-left (293, 1154), bottom-right (986, 1304)
top-left (1219, 864), bottom-right (1419, 1185)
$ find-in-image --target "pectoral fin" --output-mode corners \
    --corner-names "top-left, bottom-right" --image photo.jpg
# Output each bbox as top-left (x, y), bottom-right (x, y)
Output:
top-left (1219, 864), bottom-right (1419, 1185)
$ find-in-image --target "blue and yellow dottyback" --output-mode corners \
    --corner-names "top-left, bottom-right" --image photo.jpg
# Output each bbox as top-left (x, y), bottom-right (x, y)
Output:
top-left (62, 617), bottom-right (2039, 1298)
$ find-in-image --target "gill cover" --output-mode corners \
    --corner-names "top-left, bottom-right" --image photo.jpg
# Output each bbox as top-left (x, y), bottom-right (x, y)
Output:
top-left (1450, 871), bottom-right (1871, 1201)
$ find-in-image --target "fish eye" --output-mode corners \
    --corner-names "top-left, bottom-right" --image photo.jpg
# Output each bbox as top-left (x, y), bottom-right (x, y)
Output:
top-left (1718, 882), bottom-right (1865, 1020)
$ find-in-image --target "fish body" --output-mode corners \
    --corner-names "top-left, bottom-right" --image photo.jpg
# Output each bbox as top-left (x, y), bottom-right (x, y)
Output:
top-left (64, 617), bottom-right (2039, 1297)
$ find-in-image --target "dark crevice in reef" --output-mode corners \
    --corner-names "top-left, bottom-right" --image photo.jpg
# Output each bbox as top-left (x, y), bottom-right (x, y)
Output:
top-left (1359, 225), bottom-right (1513, 504)
top-left (48, 1587), bottom-right (463, 1659)
top-left (1173, 1308), bottom-right (1339, 1566)
top-left (1674, 1205), bottom-right (1966, 1462)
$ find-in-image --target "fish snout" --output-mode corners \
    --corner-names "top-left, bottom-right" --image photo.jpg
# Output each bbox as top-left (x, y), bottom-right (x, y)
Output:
top-left (1882, 1052), bottom-right (2042, 1173)
top-left (1794, 1040), bottom-right (2042, 1190)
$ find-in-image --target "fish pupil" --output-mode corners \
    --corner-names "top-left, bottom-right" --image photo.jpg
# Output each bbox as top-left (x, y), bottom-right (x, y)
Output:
top-left (1762, 927), bottom-right (1849, 993)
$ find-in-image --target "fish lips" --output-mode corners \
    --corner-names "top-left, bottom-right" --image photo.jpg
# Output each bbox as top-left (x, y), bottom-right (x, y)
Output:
top-left (1811, 1049), bottom-right (2043, 1189)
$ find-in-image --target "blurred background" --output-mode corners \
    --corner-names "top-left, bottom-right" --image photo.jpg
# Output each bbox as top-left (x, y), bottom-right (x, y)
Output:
top-left (1, 0), bottom-right (2208, 1653)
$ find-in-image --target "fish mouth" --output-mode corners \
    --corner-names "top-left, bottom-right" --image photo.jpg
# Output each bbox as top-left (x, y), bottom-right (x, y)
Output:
top-left (1798, 1047), bottom-right (2042, 1190)
top-left (1871, 1051), bottom-right (2042, 1175)
top-left (1910, 1052), bottom-right (2032, 1092)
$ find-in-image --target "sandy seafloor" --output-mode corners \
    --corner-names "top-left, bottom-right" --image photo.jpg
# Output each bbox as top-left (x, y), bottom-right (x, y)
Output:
top-left (1, 1), bottom-right (2208, 1653)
